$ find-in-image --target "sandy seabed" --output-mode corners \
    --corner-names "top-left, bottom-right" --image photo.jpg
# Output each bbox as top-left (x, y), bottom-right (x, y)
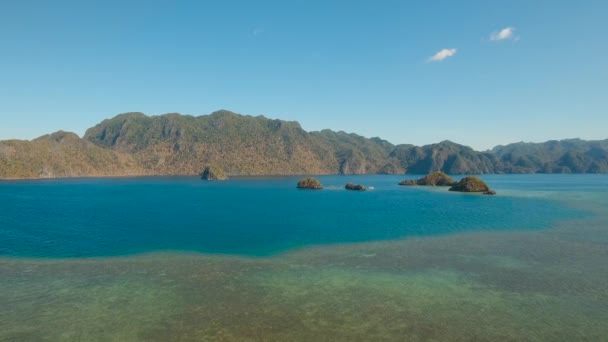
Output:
top-left (2, 190), bottom-right (608, 341)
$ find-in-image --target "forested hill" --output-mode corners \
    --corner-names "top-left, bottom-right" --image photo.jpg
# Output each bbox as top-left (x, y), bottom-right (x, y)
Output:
top-left (1, 110), bottom-right (607, 179)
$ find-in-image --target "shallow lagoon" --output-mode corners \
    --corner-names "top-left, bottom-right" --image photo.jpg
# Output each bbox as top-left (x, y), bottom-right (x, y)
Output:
top-left (1, 175), bottom-right (607, 340)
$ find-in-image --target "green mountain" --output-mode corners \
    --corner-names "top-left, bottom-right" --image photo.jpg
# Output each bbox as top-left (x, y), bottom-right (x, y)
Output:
top-left (0, 131), bottom-right (142, 179)
top-left (84, 110), bottom-right (341, 175)
top-left (389, 141), bottom-right (499, 174)
top-left (491, 139), bottom-right (608, 173)
top-left (1, 110), bottom-right (607, 179)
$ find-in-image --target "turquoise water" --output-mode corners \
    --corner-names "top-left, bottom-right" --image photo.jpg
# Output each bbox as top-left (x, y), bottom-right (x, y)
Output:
top-left (0, 175), bottom-right (590, 258)
top-left (2, 174), bottom-right (608, 340)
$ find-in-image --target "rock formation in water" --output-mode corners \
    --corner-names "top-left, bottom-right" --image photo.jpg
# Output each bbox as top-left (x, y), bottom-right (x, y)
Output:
top-left (399, 171), bottom-right (457, 186)
top-left (200, 165), bottom-right (228, 180)
top-left (449, 176), bottom-right (491, 193)
top-left (297, 178), bottom-right (323, 189)
top-left (345, 183), bottom-right (366, 191)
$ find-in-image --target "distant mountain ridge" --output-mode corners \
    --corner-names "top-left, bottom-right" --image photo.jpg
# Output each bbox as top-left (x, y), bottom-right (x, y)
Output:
top-left (1, 110), bottom-right (607, 179)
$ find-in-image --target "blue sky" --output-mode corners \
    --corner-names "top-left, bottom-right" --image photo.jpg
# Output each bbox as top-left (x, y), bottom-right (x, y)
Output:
top-left (1, 0), bottom-right (606, 150)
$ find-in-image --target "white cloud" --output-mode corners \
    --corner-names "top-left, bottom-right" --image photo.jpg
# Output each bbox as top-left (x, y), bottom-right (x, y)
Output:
top-left (490, 27), bottom-right (515, 41)
top-left (428, 48), bottom-right (457, 62)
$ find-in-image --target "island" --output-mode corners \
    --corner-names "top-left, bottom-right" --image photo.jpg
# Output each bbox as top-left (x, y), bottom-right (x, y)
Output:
top-left (297, 178), bottom-right (323, 189)
top-left (449, 176), bottom-right (496, 195)
top-left (345, 183), bottom-right (366, 191)
top-left (399, 171), bottom-right (457, 186)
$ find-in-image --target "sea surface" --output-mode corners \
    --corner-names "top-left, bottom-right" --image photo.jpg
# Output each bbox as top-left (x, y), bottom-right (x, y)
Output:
top-left (1, 174), bottom-right (607, 341)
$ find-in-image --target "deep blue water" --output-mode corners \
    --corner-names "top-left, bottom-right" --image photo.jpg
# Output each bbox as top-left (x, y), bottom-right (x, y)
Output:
top-left (0, 174), bottom-right (600, 258)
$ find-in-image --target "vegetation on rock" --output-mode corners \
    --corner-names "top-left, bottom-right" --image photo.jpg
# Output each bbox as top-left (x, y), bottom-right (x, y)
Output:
top-left (1, 111), bottom-right (607, 179)
top-left (345, 183), bottom-right (366, 191)
top-left (449, 176), bottom-right (491, 193)
top-left (390, 141), bottom-right (498, 174)
top-left (399, 171), bottom-right (457, 186)
top-left (297, 178), bottom-right (323, 189)
top-left (491, 139), bottom-right (608, 174)
top-left (421, 171), bottom-right (456, 186)
top-left (0, 131), bottom-right (142, 179)
top-left (200, 165), bottom-right (227, 180)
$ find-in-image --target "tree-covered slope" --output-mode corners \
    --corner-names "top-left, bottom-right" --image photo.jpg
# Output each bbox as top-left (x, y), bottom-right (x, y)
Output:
top-left (389, 141), bottom-right (499, 174)
top-left (84, 110), bottom-right (333, 175)
top-left (1, 110), bottom-right (607, 179)
top-left (492, 139), bottom-right (608, 173)
top-left (309, 130), bottom-right (402, 174)
top-left (83, 110), bottom-right (402, 175)
top-left (0, 131), bottom-right (142, 179)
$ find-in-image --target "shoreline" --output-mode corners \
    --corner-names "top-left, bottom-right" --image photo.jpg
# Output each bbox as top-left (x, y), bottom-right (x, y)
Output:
top-left (3, 172), bottom-right (608, 182)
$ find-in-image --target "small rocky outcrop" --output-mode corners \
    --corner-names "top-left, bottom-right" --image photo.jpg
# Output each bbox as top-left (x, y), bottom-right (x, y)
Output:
top-left (449, 176), bottom-right (491, 193)
top-left (483, 190), bottom-right (497, 195)
top-left (398, 179), bottom-right (417, 186)
top-left (345, 183), bottom-right (366, 191)
top-left (200, 165), bottom-right (228, 180)
top-left (399, 171), bottom-right (457, 186)
top-left (297, 178), bottom-right (323, 189)
top-left (417, 171), bottom-right (457, 186)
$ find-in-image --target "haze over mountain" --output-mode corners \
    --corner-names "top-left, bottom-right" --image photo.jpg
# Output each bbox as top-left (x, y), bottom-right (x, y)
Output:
top-left (1, 110), bottom-right (607, 179)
